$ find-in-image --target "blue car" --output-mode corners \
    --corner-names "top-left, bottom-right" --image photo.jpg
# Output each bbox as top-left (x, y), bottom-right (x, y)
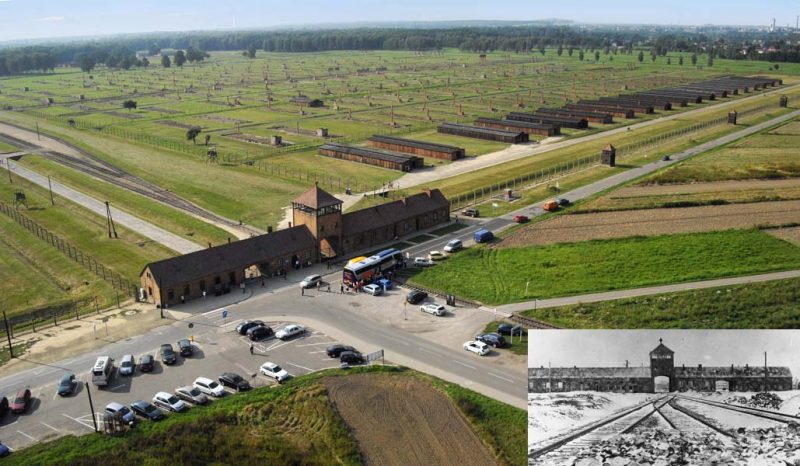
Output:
top-left (0, 441), bottom-right (10, 457)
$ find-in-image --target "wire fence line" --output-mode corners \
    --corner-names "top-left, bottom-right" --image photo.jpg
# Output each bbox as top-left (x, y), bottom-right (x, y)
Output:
top-left (0, 201), bottom-right (139, 299)
top-left (0, 295), bottom-right (111, 341)
top-left (449, 100), bottom-right (780, 211)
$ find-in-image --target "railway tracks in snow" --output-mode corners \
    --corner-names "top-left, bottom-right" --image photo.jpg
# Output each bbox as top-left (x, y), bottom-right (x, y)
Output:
top-left (530, 393), bottom-right (800, 462)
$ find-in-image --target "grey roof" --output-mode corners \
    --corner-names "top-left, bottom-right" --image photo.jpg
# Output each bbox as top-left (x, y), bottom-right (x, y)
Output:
top-left (529, 367), bottom-right (650, 379)
top-left (142, 226), bottom-right (317, 288)
top-left (342, 189), bottom-right (449, 236)
top-left (368, 135), bottom-right (463, 153)
top-left (475, 117), bottom-right (555, 131)
top-left (438, 123), bottom-right (525, 138)
top-left (320, 143), bottom-right (419, 164)
top-left (674, 366), bottom-right (792, 378)
top-left (292, 185), bottom-right (342, 209)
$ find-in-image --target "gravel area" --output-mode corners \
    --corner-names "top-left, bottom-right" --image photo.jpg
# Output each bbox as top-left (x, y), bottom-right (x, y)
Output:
top-left (501, 200), bottom-right (800, 247)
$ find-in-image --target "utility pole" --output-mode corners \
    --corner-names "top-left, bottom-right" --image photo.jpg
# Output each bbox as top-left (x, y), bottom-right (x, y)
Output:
top-left (764, 351), bottom-right (768, 392)
top-left (105, 201), bottom-right (118, 239)
top-left (35, 122), bottom-right (40, 141)
top-left (86, 383), bottom-right (99, 433)
top-left (2, 311), bottom-right (13, 358)
top-left (47, 176), bottom-right (55, 206)
top-left (6, 160), bottom-right (11, 184)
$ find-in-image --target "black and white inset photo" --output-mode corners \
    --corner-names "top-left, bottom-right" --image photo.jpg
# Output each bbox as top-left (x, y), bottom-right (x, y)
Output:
top-left (528, 330), bottom-right (800, 466)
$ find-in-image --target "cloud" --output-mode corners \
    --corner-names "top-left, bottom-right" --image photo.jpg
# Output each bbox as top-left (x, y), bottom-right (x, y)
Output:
top-left (39, 16), bottom-right (65, 22)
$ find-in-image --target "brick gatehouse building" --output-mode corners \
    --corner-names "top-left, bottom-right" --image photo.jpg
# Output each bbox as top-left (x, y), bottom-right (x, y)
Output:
top-left (529, 339), bottom-right (793, 393)
top-left (139, 185), bottom-right (450, 307)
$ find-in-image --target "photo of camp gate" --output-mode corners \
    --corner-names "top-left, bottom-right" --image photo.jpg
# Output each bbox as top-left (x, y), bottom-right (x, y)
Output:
top-left (528, 330), bottom-right (800, 465)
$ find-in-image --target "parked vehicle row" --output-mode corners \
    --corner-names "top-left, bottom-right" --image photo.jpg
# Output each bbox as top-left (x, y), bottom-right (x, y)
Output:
top-left (325, 344), bottom-right (365, 365)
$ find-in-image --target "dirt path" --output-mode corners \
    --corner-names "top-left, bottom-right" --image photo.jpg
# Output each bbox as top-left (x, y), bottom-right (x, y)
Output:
top-left (324, 373), bottom-right (498, 466)
top-left (0, 120), bottom-right (261, 240)
top-left (500, 200), bottom-right (800, 247)
top-left (768, 226), bottom-right (800, 245)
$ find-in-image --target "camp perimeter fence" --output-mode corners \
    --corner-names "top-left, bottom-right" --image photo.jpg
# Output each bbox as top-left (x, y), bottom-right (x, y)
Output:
top-left (0, 201), bottom-right (139, 299)
top-left (0, 295), bottom-right (114, 341)
top-left (19, 108), bottom-right (432, 195)
top-left (449, 99), bottom-right (783, 211)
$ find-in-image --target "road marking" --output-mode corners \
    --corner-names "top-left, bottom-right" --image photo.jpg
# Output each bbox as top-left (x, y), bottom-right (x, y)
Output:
top-left (454, 360), bottom-right (476, 370)
top-left (309, 350), bottom-right (327, 354)
top-left (0, 419), bottom-right (18, 429)
top-left (285, 362), bottom-right (315, 373)
top-left (418, 347), bottom-right (435, 355)
top-left (488, 372), bottom-right (515, 383)
top-left (297, 342), bottom-right (330, 347)
top-left (16, 430), bottom-right (36, 441)
top-left (40, 422), bottom-right (60, 433)
top-left (235, 363), bottom-right (252, 374)
top-left (61, 413), bottom-right (97, 431)
top-left (265, 340), bottom-right (293, 351)
top-left (108, 383), bottom-right (125, 391)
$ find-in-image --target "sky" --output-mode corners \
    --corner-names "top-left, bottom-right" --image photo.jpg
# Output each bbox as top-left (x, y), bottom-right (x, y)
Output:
top-left (0, 0), bottom-right (798, 43)
top-left (528, 330), bottom-right (800, 378)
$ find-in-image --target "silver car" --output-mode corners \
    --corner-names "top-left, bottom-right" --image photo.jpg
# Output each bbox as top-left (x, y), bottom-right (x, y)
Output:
top-left (175, 385), bottom-right (209, 405)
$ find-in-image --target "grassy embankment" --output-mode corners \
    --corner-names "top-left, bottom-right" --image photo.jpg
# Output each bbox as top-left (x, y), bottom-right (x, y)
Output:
top-left (521, 276), bottom-right (800, 329)
top-left (409, 229), bottom-right (800, 305)
top-left (5, 366), bottom-right (525, 466)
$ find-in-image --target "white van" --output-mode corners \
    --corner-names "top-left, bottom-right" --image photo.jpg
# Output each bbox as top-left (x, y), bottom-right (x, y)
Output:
top-left (92, 356), bottom-right (114, 387)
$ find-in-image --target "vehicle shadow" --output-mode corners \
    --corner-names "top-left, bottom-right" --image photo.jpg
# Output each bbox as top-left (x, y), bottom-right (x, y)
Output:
top-left (185, 347), bottom-right (206, 360)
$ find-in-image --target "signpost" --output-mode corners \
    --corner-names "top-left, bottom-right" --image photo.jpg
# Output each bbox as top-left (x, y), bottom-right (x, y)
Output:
top-left (366, 349), bottom-right (384, 366)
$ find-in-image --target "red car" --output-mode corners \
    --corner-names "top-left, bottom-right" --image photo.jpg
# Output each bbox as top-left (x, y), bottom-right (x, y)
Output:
top-left (512, 215), bottom-right (529, 223)
top-left (10, 388), bottom-right (31, 414)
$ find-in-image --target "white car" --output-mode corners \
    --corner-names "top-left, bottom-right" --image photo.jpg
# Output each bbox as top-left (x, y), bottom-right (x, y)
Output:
top-left (299, 275), bottom-right (322, 288)
top-left (193, 377), bottom-right (226, 397)
top-left (362, 284), bottom-right (383, 296)
top-left (420, 303), bottom-right (446, 316)
top-left (119, 354), bottom-right (135, 376)
top-left (153, 391), bottom-right (187, 412)
top-left (276, 324), bottom-right (305, 340)
top-left (463, 340), bottom-right (490, 356)
top-left (259, 362), bottom-right (290, 382)
top-left (443, 240), bottom-right (462, 253)
top-left (413, 257), bottom-right (435, 267)
top-left (428, 250), bottom-right (446, 261)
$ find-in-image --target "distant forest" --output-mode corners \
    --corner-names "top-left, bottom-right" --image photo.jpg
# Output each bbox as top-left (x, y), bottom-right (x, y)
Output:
top-left (1, 26), bottom-right (799, 76)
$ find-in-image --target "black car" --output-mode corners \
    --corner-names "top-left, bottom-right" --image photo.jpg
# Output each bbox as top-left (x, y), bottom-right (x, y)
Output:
top-left (247, 325), bottom-right (274, 341)
top-left (236, 320), bottom-right (264, 336)
top-left (218, 372), bottom-right (251, 391)
top-left (160, 344), bottom-right (177, 365)
top-left (0, 397), bottom-right (8, 417)
top-left (57, 373), bottom-right (78, 396)
top-left (497, 323), bottom-right (525, 336)
top-left (462, 208), bottom-right (479, 218)
top-left (406, 289), bottom-right (428, 305)
top-left (339, 351), bottom-right (364, 365)
top-left (130, 400), bottom-right (164, 421)
top-left (177, 339), bottom-right (193, 357)
top-left (475, 333), bottom-right (507, 348)
top-left (138, 354), bottom-right (155, 372)
top-left (326, 344), bottom-right (356, 358)
top-left (557, 198), bottom-right (570, 207)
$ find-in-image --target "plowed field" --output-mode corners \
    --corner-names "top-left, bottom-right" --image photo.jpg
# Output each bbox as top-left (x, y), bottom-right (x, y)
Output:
top-left (324, 373), bottom-right (497, 466)
top-left (500, 200), bottom-right (800, 247)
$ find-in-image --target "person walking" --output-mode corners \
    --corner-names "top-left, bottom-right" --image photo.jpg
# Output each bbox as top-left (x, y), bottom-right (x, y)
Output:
top-left (340, 284), bottom-right (344, 294)
top-left (249, 343), bottom-right (254, 355)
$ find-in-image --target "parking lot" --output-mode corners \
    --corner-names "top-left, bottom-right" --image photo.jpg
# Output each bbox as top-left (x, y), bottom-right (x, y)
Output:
top-left (0, 321), bottom-right (351, 452)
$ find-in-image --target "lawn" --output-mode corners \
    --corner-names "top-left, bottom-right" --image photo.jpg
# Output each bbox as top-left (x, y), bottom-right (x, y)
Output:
top-left (5, 366), bottom-right (524, 466)
top-left (409, 229), bottom-right (800, 305)
top-left (521, 276), bottom-right (800, 329)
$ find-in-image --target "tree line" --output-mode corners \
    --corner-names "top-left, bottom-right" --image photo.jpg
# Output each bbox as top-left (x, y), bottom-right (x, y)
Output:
top-left (1, 25), bottom-right (798, 75)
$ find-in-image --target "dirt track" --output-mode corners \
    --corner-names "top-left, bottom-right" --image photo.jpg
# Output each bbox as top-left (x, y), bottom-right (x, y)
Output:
top-left (618, 178), bottom-right (800, 197)
top-left (500, 200), bottom-right (800, 247)
top-left (324, 373), bottom-right (497, 466)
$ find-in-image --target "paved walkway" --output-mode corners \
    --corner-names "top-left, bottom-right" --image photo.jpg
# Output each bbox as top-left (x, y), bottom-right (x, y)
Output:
top-left (498, 269), bottom-right (800, 313)
top-left (395, 83), bottom-right (800, 189)
top-left (6, 158), bottom-right (203, 254)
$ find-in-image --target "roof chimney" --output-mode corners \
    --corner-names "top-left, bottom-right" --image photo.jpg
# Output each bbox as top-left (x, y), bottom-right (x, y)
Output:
top-left (423, 188), bottom-right (432, 197)
top-left (208, 242), bottom-right (212, 248)
top-left (227, 237), bottom-right (231, 244)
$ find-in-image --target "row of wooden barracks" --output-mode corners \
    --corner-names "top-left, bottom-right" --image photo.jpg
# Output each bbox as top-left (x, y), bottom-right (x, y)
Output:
top-left (139, 185), bottom-right (450, 307)
top-left (529, 340), bottom-right (794, 394)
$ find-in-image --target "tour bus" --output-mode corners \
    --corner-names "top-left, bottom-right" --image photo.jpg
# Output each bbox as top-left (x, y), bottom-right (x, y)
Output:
top-left (92, 356), bottom-right (114, 387)
top-left (343, 248), bottom-right (405, 286)
top-left (347, 256), bottom-right (367, 265)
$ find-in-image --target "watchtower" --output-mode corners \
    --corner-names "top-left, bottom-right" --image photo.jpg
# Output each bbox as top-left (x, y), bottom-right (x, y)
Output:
top-left (728, 110), bottom-right (738, 125)
top-left (291, 184), bottom-right (342, 259)
top-left (650, 339), bottom-right (675, 392)
top-left (779, 95), bottom-right (788, 108)
top-left (601, 144), bottom-right (616, 167)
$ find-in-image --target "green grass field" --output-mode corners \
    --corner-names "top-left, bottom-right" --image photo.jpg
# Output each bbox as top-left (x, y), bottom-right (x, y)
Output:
top-left (521, 277), bottom-right (800, 329)
top-left (409, 229), bottom-right (800, 305)
top-left (4, 366), bottom-right (525, 466)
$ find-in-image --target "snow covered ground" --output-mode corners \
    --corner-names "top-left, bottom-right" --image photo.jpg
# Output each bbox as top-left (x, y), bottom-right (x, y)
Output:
top-left (689, 389), bottom-right (800, 416)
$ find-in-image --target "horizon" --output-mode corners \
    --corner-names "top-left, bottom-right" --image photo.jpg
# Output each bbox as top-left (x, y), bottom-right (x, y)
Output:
top-left (0, 0), bottom-right (798, 44)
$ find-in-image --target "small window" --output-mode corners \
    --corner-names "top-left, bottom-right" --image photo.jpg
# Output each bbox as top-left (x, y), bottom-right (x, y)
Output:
top-left (320, 225), bottom-right (324, 232)
top-left (433, 212), bottom-right (438, 220)
top-left (199, 280), bottom-right (205, 291)
top-left (214, 276), bottom-right (221, 285)
top-left (404, 222), bottom-right (409, 232)
top-left (167, 289), bottom-right (174, 300)
top-left (147, 272), bottom-right (151, 279)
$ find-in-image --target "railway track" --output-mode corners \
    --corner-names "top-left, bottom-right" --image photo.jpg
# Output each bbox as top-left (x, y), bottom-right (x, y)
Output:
top-left (675, 394), bottom-right (800, 425)
top-left (0, 128), bottom-right (262, 238)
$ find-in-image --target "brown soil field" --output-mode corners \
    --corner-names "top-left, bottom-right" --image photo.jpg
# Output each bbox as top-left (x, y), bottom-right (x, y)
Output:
top-left (615, 178), bottom-right (800, 197)
top-left (324, 373), bottom-right (497, 466)
top-left (768, 226), bottom-right (800, 245)
top-left (500, 200), bottom-right (800, 247)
